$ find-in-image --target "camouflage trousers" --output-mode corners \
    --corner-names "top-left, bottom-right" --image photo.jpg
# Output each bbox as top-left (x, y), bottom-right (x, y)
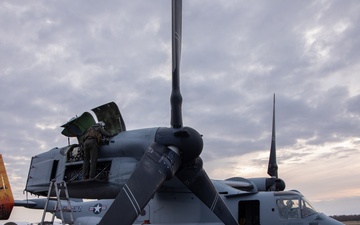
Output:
top-left (82, 138), bottom-right (99, 179)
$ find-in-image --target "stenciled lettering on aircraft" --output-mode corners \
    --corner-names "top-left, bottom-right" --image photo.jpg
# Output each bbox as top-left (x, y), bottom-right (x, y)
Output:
top-left (62, 205), bottom-right (82, 213)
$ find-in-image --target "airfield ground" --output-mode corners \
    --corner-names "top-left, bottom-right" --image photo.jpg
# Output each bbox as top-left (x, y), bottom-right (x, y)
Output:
top-left (343, 222), bottom-right (360, 225)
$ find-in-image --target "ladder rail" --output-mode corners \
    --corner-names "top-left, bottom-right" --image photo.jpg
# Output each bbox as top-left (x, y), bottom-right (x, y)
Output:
top-left (54, 182), bottom-right (65, 224)
top-left (62, 181), bottom-right (74, 223)
top-left (40, 180), bottom-right (54, 224)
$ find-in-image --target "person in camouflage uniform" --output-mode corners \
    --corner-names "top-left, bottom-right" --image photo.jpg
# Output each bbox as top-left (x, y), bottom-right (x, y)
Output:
top-left (82, 121), bottom-right (112, 179)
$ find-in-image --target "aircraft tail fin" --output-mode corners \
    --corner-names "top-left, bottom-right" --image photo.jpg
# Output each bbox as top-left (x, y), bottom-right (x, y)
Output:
top-left (0, 154), bottom-right (15, 220)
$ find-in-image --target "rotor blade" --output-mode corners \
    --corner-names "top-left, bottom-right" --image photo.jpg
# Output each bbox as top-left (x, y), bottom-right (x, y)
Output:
top-left (99, 143), bottom-right (181, 225)
top-left (176, 157), bottom-right (238, 225)
top-left (267, 93), bottom-right (278, 178)
top-left (170, 0), bottom-right (183, 128)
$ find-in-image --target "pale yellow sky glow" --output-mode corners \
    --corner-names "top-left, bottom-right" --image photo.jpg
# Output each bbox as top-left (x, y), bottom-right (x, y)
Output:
top-left (205, 138), bottom-right (360, 214)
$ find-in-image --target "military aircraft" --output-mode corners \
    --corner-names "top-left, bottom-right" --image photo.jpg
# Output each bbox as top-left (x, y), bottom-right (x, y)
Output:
top-left (1, 0), bottom-right (344, 224)
top-left (0, 95), bottom-right (344, 225)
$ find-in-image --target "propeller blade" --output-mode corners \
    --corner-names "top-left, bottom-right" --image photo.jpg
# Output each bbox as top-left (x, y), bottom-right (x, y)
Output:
top-left (176, 157), bottom-right (238, 225)
top-left (171, 0), bottom-right (183, 128)
top-left (267, 93), bottom-right (278, 178)
top-left (99, 143), bottom-right (181, 225)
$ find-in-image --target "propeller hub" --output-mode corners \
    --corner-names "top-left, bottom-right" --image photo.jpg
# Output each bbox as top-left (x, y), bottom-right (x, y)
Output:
top-left (155, 126), bottom-right (203, 162)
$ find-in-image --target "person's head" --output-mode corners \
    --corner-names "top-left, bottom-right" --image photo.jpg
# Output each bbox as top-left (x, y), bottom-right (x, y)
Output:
top-left (286, 200), bottom-right (293, 207)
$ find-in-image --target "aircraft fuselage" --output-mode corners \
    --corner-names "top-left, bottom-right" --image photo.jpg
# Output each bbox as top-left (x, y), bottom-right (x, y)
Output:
top-left (24, 187), bottom-right (343, 225)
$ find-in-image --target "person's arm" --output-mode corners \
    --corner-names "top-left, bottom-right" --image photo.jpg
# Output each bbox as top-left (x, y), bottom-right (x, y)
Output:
top-left (99, 127), bottom-right (112, 137)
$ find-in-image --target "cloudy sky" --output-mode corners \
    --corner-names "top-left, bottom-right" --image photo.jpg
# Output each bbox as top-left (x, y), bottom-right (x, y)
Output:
top-left (1, 0), bottom-right (360, 222)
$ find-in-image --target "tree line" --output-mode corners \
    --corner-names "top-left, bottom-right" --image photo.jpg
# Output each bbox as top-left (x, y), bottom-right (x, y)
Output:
top-left (331, 215), bottom-right (360, 221)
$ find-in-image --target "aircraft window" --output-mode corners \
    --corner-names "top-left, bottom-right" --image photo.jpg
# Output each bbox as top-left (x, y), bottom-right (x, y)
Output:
top-left (276, 198), bottom-right (300, 219)
top-left (300, 197), bottom-right (317, 218)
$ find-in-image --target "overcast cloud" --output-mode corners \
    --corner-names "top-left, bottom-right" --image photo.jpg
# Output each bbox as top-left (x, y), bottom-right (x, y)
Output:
top-left (1, 0), bottom-right (360, 222)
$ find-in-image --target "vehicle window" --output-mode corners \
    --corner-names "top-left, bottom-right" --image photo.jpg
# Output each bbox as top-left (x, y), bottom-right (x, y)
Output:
top-left (276, 198), bottom-right (300, 219)
top-left (300, 197), bottom-right (317, 218)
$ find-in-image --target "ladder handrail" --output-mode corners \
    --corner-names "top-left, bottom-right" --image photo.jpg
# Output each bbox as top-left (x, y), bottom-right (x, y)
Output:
top-left (62, 181), bottom-right (74, 223)
top-left (40, 180), bottom-right (54, 224)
